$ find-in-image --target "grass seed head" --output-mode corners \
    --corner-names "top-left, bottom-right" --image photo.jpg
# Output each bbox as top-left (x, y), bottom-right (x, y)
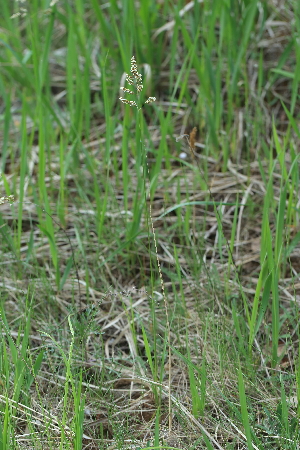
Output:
top-left (119, 56), bottom-right (156, 109)
top-left (144, 96), bottom-right (156, 104)
top-left (119, 98), bottom-right (138, 107)
top-left (189, 127), bottom-right (197, 151)
top-left (120, 87), bottom-right (134, 94)
top-left (126, 75), bottom-right (135, 85)
top-left (0, 195), bottom-right (15, 205)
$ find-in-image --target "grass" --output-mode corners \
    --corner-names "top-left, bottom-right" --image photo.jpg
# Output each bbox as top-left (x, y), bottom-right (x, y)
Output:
top-left (1, 0), bottom-right (300, 448)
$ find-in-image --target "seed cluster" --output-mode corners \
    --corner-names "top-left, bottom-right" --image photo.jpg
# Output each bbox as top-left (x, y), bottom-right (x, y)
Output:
top-left (0, 195), bottom-right (14, 205)
top-left (11, 0), bottom-right (27, 19)
top-left (11, 0), bottom-right (59, 18)
top-left (119, 56), bottom-right (156, 109)
top-left (145, 97), bottom-right (156, 104)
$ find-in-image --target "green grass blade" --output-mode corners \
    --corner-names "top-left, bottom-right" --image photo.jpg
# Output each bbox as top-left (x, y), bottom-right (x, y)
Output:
top-left (238, 364), bottom-right (253, 450)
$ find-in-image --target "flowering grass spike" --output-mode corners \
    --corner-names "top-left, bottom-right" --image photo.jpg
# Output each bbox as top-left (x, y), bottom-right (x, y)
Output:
top-left (119, 56), bottom-right (156, 109)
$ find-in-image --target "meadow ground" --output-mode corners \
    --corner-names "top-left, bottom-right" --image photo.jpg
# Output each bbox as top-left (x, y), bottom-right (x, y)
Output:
top-left (1, 1), bottom-right (300, 449)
